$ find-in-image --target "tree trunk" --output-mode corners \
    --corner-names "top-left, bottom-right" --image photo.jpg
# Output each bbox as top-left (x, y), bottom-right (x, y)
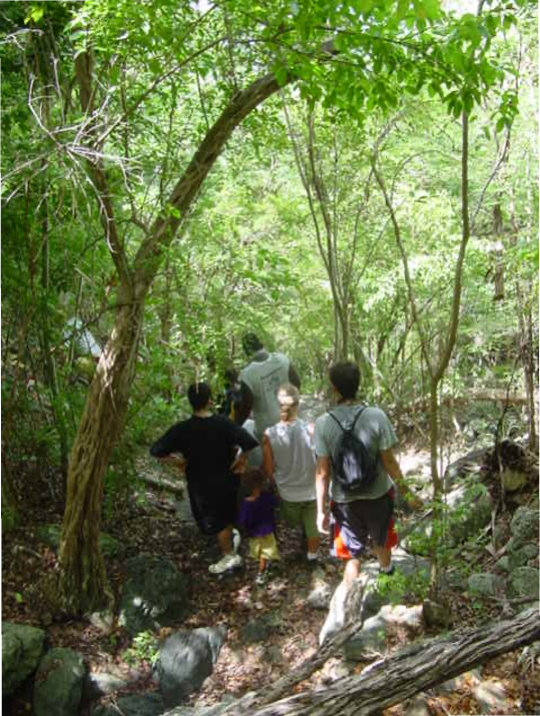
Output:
top-left (58, 63), bottom-right (294, 615)
top-left (223, 607), bottom-right (539, 716)
top-left (40, 192), bottom-right (69, 488)
top-left (58, 291), bottom-right (144, 614)
top-left (1, 458), bottom-right (20, 532)
top-left (492, 203), bottom-right (505, 301)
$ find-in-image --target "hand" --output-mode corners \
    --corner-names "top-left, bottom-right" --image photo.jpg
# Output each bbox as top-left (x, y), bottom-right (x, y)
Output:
top-left (317, 511), bottom-right (330, 535)
top-left (404, 491), bottom-right (422, 511)
top-left (231, 453), bottom-right (247, 474)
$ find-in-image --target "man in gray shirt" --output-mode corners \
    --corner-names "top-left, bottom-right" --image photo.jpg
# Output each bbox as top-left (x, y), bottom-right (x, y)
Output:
top-left (314, 361), bottom-right (420, 590)
top-left (234, 333), bottom-right (301, 440)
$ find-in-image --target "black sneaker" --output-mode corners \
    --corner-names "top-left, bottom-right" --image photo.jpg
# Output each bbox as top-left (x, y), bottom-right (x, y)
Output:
top-left (379, 565), bottom-right (395, 576)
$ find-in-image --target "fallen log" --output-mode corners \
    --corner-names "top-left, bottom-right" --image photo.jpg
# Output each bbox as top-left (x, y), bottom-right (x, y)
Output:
top-left (136, 472), bottom-right (184, 497)
top-left (405, 390), bottom-right (529, 413)
top-left (252, 582), bottom-right (366, 707)
top-left (223, 606), bottom-right (539, 716)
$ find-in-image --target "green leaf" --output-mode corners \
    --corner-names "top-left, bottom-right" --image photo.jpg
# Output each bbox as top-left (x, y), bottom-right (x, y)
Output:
top-left (355, 0), bottom-right (374, 13)
top-left (24, 5), bottom-right (44, 24)
top-left (397, 0), bottom-right (409, 20)
top-left (503, 14), bottom-right (516, 31)
top-left (149, 58), bottom-right (161, 75)
top-left (419, 0), bottom-right (441, 20)
top-left (274, 65), bottom-right (288, 87)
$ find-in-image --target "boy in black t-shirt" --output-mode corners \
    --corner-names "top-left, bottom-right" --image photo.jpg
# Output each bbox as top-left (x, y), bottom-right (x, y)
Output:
top-left (150, 382), bottom-right (258, 574)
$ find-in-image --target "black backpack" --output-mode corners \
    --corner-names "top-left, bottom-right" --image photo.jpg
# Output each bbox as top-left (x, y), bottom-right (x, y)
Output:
top-left (329, 408), bottom-right (378, 492)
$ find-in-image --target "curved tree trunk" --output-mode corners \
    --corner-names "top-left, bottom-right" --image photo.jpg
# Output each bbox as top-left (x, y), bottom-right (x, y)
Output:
top-left (58, 57), bottom-right (297, 615)
top-left (58, 292), bottom-right (144, 613)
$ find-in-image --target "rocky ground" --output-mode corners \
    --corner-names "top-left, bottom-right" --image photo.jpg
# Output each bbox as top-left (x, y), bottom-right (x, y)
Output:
top-left (3, 410), bottom-right (540, 715)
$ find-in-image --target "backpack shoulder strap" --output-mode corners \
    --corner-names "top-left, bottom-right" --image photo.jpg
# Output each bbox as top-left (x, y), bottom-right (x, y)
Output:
top-left (329, 407), bottom-right (365, 433)
top-left (328, 412), bottom-right (345, 432)
top-left (350, 406), bottom-right (366, 431)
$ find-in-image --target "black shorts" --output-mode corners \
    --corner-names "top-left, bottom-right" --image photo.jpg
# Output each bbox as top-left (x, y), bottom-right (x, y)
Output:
top-left (330, 490), bottom-right (395, 559)
top-left (188, 478), bottom-right (238, 536)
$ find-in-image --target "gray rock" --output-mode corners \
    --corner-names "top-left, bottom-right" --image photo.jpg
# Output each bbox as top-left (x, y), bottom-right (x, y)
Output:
top-left (396, 604), bottom-right (424, 630)
top-left (307, 582), bottom-right (333, 610)
top-left (2, 622), bottom-right (45, 696)
top-left (156, 626), bottom-right (227, 707)
top-left (377, 603), bottom-right (423, 630)
top-left (404, 694), bottom-right (431, 716)
top-left (359, 582), bottom-right (385, 621)
top-left (434, 669), bottom-right (482, 694)
top-left (443, 448), bottom-right (491, 487)
top-left (473, 679), bottom-right (508, 714)
top-left (241, 620), bottom-right (270, 644)
top-left (508, 544), bottom-right (539, 570)
top-left (502, 469), bottom-right (528, 492)
top-left (319, 550), bottom-right (430, 645)
top-left (385, 549), bottom-right (431, 580)
top-left (344, 604), bottom-right (423, 661)
top-left (468, 573), bottom-right (499, 598)
top-left (422, 599), bottom-right (451, 628)
top-left (92, 692), bottom-right (165, 716)
top-left (83, 666), bottom-right (131, 701)
top-left (344, 611), bottom-right (387, 658)
top-left (119, 556), bottom-right (190, 636)
top-left (265, 645), bottom-right (283, 665)
top-left (496, 556), bottom-right (511, 573)
top-left (448, 482), bottom-right (493, 546)
top-left (89, 611), bottom-right (115, 633)
top-left (161, 694), bottom-right (243, 715)
top-left (510, 507), bottom-right (539, 547)
top-left (329, 660), bottom-right (354, 680)
top-left (34, 648), bottom-right (86, 716)
top-left (508, 567), bottom-right (540, 599)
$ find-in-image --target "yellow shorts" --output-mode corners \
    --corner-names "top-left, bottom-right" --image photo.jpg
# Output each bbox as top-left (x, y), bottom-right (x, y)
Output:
top-left (249, 533), bottom-right (280, 561)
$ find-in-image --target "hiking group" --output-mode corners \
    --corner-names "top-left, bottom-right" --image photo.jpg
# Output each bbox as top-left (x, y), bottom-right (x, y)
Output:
top-left (150, 333), bottom-right (420, 594)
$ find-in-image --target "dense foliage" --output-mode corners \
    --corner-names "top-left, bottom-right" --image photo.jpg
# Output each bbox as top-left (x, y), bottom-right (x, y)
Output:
top-left (1, 0), bottom-right (537, 610)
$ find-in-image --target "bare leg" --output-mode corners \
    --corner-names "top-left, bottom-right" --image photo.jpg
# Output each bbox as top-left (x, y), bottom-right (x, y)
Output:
top-left (216, 524), bottom-right (233, 556)
top-left (343, 558), bottom-right (360, 589)
top-left (373, 545), bottom-right (391, 570)
top-left (259, 556), bottom-right (268, 574)
top-left (306, 537), bottom-right (320, 553)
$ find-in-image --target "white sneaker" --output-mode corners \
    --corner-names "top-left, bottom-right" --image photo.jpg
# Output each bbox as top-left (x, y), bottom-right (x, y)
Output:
top-left (232, 528), bottom-right (241, 554)
top-left (209, 553), bottom-right (243, 574)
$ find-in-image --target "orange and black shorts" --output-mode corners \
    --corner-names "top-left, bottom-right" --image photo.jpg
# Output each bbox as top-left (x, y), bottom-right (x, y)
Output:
top-left (330, 489), bottom-right (397, 560)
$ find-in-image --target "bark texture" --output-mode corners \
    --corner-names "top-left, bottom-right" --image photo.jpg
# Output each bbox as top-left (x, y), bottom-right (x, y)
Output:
top-left (59, 295), bottom-right (144, 613)
top-left (224, 607), bottom-right (539, 716)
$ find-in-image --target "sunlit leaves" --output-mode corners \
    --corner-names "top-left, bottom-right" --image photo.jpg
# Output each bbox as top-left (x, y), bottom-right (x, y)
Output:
top-left (24, 4), bottom-right (44, 25)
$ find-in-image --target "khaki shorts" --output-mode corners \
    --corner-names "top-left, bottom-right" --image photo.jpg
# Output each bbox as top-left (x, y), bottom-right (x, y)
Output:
top-left (249, 533), bottom-right (280, 561)
top-left (280, 499), bottom-right (319, 539)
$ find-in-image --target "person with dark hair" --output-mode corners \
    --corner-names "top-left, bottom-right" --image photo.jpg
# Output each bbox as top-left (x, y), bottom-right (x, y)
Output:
top-left (217, 368), bottom-right (242, 420)
top-left (237, 468), bottom-right (279, 586)
top-left (150, 381), bottom-right (259, 575)
top-left (234, 332), bottom-right (301, 440)
top-left (314, 361), bottom-right (420, 591)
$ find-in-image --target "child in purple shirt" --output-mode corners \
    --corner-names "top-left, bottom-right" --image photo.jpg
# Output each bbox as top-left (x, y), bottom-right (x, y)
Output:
top-left (238, 468), bottom-right (280, 586)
